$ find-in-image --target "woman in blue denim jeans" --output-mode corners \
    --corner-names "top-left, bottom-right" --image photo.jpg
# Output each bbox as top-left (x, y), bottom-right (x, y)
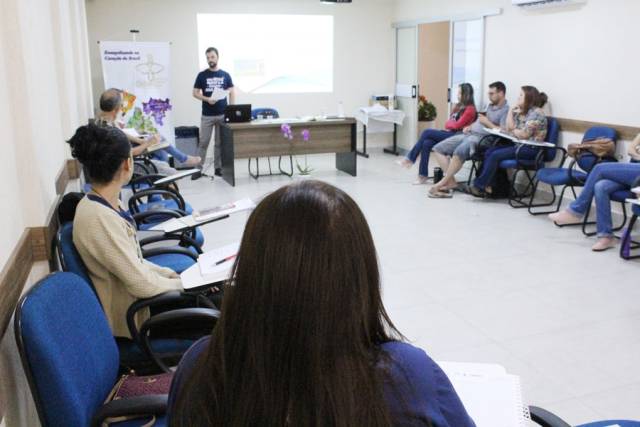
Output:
top-left (397, 83), bottom-right (477, 185)
top-left (550, 133), bottom-right (640, 251)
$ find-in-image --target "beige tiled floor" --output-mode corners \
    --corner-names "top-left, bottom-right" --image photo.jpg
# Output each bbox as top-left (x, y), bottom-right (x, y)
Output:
top-left (179, 148), bottom-right (640, 425)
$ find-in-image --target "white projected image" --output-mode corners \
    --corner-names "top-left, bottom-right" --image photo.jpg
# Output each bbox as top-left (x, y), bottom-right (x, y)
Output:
top-left (197, 14), bottom-right (334, 94)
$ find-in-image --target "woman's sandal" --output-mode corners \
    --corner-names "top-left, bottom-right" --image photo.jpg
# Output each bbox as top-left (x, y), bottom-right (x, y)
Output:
top-left (428, 188), bottom-right (453, 199)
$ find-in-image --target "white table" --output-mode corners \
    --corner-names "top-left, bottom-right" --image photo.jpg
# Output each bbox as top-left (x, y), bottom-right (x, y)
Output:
top-left (354, 107), bottom-right (406, 157)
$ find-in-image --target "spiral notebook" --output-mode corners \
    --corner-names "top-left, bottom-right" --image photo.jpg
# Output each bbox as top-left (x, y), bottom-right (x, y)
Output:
top-left (438, 362), bottom-right (530, 427)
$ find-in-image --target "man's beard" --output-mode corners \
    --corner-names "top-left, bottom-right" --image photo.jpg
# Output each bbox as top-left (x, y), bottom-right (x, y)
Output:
top-left (208, 62), bottom-right (217, 68)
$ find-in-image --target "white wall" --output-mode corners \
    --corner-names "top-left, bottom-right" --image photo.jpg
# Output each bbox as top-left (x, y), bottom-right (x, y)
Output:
top-left (394, 0), bottom-right (640, 145)
top-left (85, 0), bottom-right (396, 126)
top-left (0, 0), bottom-right (93, 267)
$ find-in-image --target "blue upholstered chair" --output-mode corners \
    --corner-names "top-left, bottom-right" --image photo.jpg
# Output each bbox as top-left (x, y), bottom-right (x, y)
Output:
top-left (528, 126), bottom-right (618, 216)
top-left (499, 117), bottom-right (561, 208)
top-left (126, 174), bottom-right (205, 248)
top-left (530, 406), bottom-right (640, 427)
top-left (56, 223), bottom-right (215, 373)
top-left (14, 272), bottom-right (169, 426)
top-left (248, 108), bottom-right (294, 178)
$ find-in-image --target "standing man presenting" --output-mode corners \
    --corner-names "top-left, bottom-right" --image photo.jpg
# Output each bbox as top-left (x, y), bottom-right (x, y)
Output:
top-left (193, 47), bottom-right (235, 176)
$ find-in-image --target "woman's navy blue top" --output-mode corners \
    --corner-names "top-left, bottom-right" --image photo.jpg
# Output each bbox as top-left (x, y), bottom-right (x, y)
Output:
top-left (168, 337), bottom-right (476, 427)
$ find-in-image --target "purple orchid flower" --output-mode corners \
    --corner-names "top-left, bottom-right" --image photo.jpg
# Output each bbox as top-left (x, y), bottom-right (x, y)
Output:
top-left (301, 129), bottom-right (310, 142)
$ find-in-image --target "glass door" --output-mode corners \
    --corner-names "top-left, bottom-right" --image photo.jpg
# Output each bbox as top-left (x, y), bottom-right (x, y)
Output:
top-left (393, 26), bottom-right (418, 154)
top-left (450, 18), bottom-right (485, 109)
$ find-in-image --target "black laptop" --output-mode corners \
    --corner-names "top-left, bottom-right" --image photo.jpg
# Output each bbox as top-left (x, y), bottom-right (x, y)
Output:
top-left (224, 104), bottom-right (252, 123)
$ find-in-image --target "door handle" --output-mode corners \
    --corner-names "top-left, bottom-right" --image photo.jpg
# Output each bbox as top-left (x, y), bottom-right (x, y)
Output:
top-left (411, 85), bottom-right (417, 98)
top-left (447, 88), bottom-right (451, 103)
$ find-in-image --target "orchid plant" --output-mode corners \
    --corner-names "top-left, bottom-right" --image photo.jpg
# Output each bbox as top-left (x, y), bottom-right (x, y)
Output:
top-left (281, 124), bottom-right (313, 175)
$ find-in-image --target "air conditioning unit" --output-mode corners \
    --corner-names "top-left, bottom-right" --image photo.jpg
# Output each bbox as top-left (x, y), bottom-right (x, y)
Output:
top-left (513, 0), bottom-right (586, 9)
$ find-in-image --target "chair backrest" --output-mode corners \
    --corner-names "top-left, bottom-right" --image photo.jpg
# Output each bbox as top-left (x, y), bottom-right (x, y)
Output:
top-left (577, 126), bottom-right (618, 172)
top-left (251, 107), bottom-right (280, 119)
top-left (56, 222), bottom-right (94, 291)
top-left (14, 272), bottom-right (120, 427)
top-left (543, 117), bottom-right (561, 162)
top-left (57, 192), bottom-right (84, 224)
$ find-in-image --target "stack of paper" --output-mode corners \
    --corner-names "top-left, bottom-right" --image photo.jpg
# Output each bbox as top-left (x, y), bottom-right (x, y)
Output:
top-left (180, 242), bottom-right (239, 289)
top-left (438, 362), bottom-right (530, 427)
top-left (483, 127), bottom-right (521, 143)
top-left (210, 87), bottom-right (229, 102)
top-left (146, 140), bottom-right (171, 152)
top-left (150, 198), bottom-right (256, 233)
top-left (359, 104), bottom-right (389, 115)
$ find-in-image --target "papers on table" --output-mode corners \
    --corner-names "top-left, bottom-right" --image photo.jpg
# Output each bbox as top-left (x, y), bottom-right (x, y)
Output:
top-left (146, 140), bottom-right (171, 152)
top-left (149, 198), bottom-right (256, 233)
top-left (354, 104), bottom-right (406, 131)
top-left (210, 87), bottom-right (229, 102)
top-left (438, 362), bottom-right (529, 427)
top-left (483, 127), bottom-right (521, 143)
top-left (359, 104), bottom-right (388, 115)
top-left (482, 127), bottom-right (555, 148)
top-left (198, 242), bottom-right (240, 278)
top-left (153, 169), bottom-right (200, 185)
top-left (122, 127), bottom-right (141, 138)
top-left (180, 242), bottom-right (239, 289)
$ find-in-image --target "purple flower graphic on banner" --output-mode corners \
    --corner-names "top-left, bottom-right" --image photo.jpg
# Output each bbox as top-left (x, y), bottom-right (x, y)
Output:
top-left (301, 129), bottom-right (310, 142)
top-left (143, 98), bottom-right (172, 126)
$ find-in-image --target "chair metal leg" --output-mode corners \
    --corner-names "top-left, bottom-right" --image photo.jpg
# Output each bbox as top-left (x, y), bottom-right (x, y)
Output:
top-left (582, 201), bottom-right (629, 237)
top-left (528, 182), bottom-right (561, 215)
top-left (467, 160), bottom-right (479, 186)
top-left (620, 214), bottom-right (640, 259)
top-left (509, 169), bottom-right (537, 209)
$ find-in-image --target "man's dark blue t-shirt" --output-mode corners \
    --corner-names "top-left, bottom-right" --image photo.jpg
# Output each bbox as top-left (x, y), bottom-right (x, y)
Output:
top-left (193, 69), bottom-right (234, 116)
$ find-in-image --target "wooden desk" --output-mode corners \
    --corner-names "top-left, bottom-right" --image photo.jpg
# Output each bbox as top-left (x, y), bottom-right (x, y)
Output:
top-left (219, 118), bottom-right (357, 186)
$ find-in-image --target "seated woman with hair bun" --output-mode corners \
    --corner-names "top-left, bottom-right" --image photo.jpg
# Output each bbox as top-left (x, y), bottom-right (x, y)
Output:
top-left (68, 123), bottom-right (183, 338)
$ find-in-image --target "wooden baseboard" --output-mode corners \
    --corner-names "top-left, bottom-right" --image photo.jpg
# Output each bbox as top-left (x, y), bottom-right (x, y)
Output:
top-left (0, 229), bottom-right (33, 342)
top-left (0, 159), bottom-right (77, 339)
top-left (555, 117), bottom-right (640, 141)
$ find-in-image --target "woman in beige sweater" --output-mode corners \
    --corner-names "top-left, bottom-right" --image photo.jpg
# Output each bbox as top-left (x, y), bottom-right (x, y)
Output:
top-left (68, 124), bottom-right (183, 337)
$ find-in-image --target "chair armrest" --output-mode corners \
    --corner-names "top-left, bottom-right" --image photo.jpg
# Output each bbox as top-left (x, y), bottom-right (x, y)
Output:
top-left (91, 394), bottom-right (168, 427)
top-left (139, 233), bottom-right (203, 254)
top-left (138, 308), bottom-right (221, 372)
top-left (528, 406), bottom-right (571, 427)
top-left (133, 209), bottom-right (189, 225)
top-left (126, 291), bottom-right (194, 339)
top-left (141, 246), bottom-right (199, 261)
top-left (566, 158), bottom-right (587, 184)
top-left (128, 189), bottom-right (186, 214)
top-left (130, 174), bottom-right (168, 193)
top-left (126, 291), bottom-right (216, 339)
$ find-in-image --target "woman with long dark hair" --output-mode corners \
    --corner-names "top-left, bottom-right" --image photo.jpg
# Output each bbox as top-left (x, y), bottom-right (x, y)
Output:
top-left (398, 83), bottom-right (477, 185)
top-left (470, 86), bottom-right (548, 196)
top-left (168, 180), bottom-right (474, 426)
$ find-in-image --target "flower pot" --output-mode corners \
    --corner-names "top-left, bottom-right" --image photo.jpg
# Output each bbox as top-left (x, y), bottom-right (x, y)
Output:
top-left (417, 121), bottom-right (435, 138)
